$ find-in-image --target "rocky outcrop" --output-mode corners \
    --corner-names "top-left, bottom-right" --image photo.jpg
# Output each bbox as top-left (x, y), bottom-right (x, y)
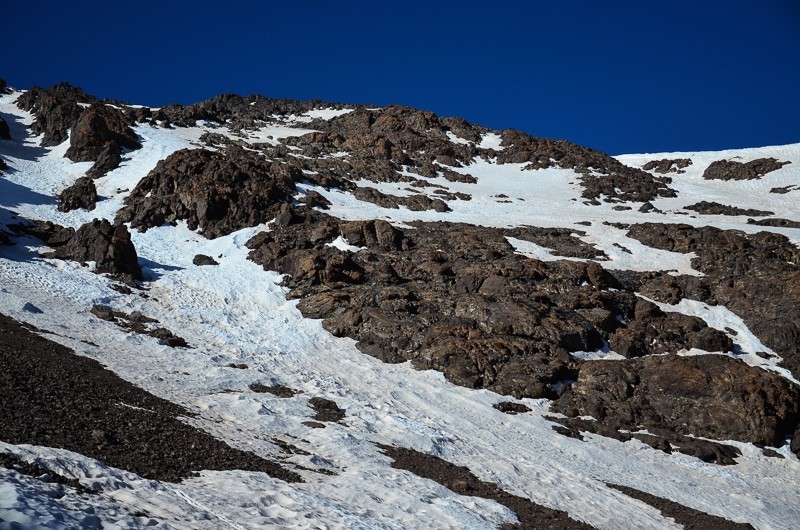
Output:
top-left (684, 201), bottom-right (774, 217)
top-left (491, 130), bottom-right (677, 203)
top-left (770, 185), bottom-right (799, 194)
top-left (247, 207), bottom-right (729, 400)
top-left (57, 177), bottom-right (98, 212)
top-left (117, 146), bottom-right (300, 238)
top-left (151, 92), bottom-right (354, 129)
top-left (85, 141), bottom-right (123, 179)
top-left (15, 83), bottom-right (96, 146)
top-left (23, 219), bottom-right (142, 280)
top-left (553, 354), bottom-right (800, 447)
top-left (746, 217), bottom-right (800, 228)
top-left (608, 298), bottom-right (732, 357)
top-left (507, 226), bottom-right (608, 260)
top-left (549, 415), bottom-right (743, 465)
top-left (353, 186), bottom-right (450, 212)
top-left (702, 158), bottom-right (790, 180)
top-left (641, 158), bottom-right (692, 174)
top-left (627, 223), bottom-right (800, 378)
top-left (65, 102), bottom-right (140, 163)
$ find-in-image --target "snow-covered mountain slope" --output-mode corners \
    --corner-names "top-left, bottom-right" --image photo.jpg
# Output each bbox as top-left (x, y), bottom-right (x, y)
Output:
top-left (1, 83), bottom-right (799, 529)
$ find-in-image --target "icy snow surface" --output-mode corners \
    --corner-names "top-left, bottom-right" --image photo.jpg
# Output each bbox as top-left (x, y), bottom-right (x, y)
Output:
top-left (1, 90), bottom-right (800, 529)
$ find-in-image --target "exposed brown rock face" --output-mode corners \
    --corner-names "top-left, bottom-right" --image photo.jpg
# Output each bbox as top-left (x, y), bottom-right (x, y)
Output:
top-left (65, 102), bottom-right (140, 162)
top-left (702, 158), bottom-right (790, 180)
top-left (117, 146), bottom-right (300, 238)
top-left (15, 83), bottom-right (96, 146)
top-left (554, 354), bottom-right (800, 447)
top-left (151, 92), bottom-right (353, 128)
top-left (247, 207), bottom-right (730, 400)
top-left (684, 201), bottom-right (774, 217)
top-left (57, 176), bottom-right (97, 212)
top-left (746, 217), bottom-right (800, 228)
top-left (627, 223), bottom-right (800, 378)
top-left (548, 414), bottom-right (744, 465)
top-left (641, 158), bottom-right (692, 174)
top-left (22, 219), bottom-right (142, 280)
top-left (353, 186), bottom-right (451, 212)
top-left (148, 96), bottom-right (676, 205)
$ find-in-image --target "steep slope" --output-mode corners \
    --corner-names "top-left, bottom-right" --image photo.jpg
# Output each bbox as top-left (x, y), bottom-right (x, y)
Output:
top-left (1, 80), bottom-right (799, 529)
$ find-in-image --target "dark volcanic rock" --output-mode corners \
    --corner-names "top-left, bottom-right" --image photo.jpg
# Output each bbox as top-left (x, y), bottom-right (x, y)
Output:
top-left (57, 176), bottom-right (98, 212)
top-left (641, 158), bottom-right (692, 174)
top-left (0, 115), bottom-right (10, 140)
top-left (627, 223), bottom-right (800, 378)
top-left (507, 226), bottom-right (608, 260)
top-left (301, 190), bottom-right (332, 210)
top-left (247, 207), bottom-right (729, 401)
top-left (493, 130), bottom-right (676, 203)
top-left (553, 354), bottom-right (800, 447)
top-left (250, 383), bottom-right (299, 398)
top-left (15, 83), bottom-right (97, 146)
top-left (65, 102), bottom-right (140, 162)
top-left (607, 298), bottom-right (732, 358)
top-left (493, 401), bottom-right (532, 414)
top-left (685, 201), bottom-right (774, 217)
top-left (117, 146), bottom-right (299, 238)
top-left (85, 140), bottom-right (123, 179)
top-left (0, 312), bottom-right (299, 483)
top-left (353, 186), bottom-right (451, 212)
top-left (746, 217), bottom-right (800, 228)
top-left (609, 484), bottom-right (754, 529)
top-left (90, 305), bottom-right (189, 347)
top-left (380, 445), bottom-right (594, 529)
top-left (702, 158), bottom-right (790, 181)
top-left (308, 397), bottom-right (345, 422)
top-left (29, 219), bottom-right (142, 280)
top-left (193, 254), bottom-right (219, 266)
top-left (548, 415), bottom-right (743, 465)
top-left (770, 185), bottom-right (799, 194)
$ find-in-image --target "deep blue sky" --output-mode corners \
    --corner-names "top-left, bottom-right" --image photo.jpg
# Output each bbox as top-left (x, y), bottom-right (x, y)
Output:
top-left (3, 1), bottom-right (799, 155)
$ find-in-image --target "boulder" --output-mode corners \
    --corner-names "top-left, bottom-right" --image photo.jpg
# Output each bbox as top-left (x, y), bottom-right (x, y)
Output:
top-left (86, 141), bottom-right (123, 179)
top-left (553, 354), bottom-right (800, 446)
top-left (702, 158), bottom-right (790, 181)
top-left (15, 83), bottom-right (96, 146)
top-left (58, 177), bottom-right (98, 212)
top-left (193, 254), bottom-right (219, 266)
top-left (65, 103), bottom-right (140, 162)
top-left (41, 219), bottom-right (142, 280)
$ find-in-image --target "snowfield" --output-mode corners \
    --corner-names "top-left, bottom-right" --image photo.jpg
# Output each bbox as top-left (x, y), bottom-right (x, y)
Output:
top-left (1, 89), bottom-right (799, 529)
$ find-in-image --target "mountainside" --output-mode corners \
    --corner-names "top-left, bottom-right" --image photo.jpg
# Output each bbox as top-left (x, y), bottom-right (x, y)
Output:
top-left (1, 80), bottom-right (799, 529)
